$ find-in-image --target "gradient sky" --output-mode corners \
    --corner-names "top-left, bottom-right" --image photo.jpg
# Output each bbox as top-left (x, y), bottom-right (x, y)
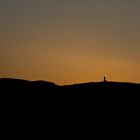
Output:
top-left (0, 0), bottom-right (140, 84)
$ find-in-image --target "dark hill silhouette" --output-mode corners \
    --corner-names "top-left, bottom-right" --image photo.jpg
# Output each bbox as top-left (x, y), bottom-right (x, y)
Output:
top-left (1, 78), bottom-right (140, 96)
top-left (0, 78), bottom-right (61, 96)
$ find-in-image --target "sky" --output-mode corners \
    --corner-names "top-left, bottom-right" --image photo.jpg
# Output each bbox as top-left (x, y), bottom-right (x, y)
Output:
top-left (0, 0), bottom-right (140, 84)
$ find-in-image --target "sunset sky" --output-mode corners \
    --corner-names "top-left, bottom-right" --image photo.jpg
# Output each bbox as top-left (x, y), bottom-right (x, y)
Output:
top-left (0, 0), bottom-right (140, 84)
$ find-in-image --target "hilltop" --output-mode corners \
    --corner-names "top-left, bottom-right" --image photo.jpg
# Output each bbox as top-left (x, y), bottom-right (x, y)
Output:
top-left (0, 78), bottom-right (140, 96)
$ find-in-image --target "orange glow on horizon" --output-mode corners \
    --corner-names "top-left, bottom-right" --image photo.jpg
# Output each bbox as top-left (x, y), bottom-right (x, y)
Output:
top-left (1, 1), bottom-right (140, 84)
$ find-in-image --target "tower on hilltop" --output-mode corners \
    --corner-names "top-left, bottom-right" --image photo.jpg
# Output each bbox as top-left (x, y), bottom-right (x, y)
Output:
top-left (104, 76), bottom-right (107, 82)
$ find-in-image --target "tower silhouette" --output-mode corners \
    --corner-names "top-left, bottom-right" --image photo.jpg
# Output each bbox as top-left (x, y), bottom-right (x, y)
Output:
top-left (104, 76), bottom-right (107, 82)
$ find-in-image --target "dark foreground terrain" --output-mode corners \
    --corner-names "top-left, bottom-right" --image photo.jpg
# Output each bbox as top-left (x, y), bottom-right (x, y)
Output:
top-left (0, 78), bottom-right (140, 96)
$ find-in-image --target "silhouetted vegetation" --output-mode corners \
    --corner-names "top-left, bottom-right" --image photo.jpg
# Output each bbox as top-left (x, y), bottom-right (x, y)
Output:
top-left (1, 78), bottom-right (140, 96)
